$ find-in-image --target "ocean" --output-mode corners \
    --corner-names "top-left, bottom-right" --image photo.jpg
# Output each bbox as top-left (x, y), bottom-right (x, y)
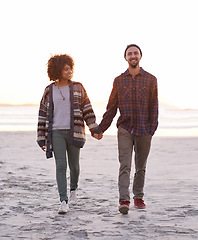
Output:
top-left (0, 104), bottom-right (198, 136)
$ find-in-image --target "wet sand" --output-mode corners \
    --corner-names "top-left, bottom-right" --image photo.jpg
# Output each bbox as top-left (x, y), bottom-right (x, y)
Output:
top-left (0, 132), bottom-right (198, 239)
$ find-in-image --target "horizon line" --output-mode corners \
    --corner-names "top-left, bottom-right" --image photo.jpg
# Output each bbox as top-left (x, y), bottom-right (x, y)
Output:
top-left (0, 103), bottom-right (39, 106)
top-left (0, 102), bottom-right (197, 111)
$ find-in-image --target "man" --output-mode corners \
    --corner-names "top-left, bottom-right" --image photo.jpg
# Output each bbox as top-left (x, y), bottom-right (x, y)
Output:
top-left (94, 44), bottom-right (158, 214)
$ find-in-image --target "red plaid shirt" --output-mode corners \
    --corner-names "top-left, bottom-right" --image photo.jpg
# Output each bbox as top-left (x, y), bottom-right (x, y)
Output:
top-left (99, 68), bottom-right (158, 136)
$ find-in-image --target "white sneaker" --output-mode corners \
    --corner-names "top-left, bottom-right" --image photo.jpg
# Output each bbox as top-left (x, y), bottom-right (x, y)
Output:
top-left (58, 201), bottom-right (68, 214)
top-left (69, 190), bottom-right (77, 204)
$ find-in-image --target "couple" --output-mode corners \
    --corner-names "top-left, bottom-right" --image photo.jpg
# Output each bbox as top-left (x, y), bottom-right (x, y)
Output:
top-left (37, 44), bottom-right (158, 215)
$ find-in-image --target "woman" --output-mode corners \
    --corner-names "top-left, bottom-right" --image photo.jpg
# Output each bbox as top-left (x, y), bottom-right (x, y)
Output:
top-left (37, 54), bottom-right (100, 214)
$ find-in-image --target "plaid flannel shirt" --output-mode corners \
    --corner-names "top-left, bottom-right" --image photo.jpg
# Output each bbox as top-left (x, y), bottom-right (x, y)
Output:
top-left (99, 68), bottom-right (158, 136)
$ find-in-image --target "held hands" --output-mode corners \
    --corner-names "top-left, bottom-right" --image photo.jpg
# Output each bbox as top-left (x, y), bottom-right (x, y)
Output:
top-left (91, 126), bottom-right (103, 140)
top-left (41, 132), bottom-right (103, 151)
top-left (93, 132), bottom-right (103, 140)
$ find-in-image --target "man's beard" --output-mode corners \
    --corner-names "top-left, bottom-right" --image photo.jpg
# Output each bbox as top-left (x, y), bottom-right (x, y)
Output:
top-left (130, 62), bottom-right (139, 68)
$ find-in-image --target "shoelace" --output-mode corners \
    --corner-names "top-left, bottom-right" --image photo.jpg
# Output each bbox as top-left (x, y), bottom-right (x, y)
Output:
top-left (121, 201), bottom-right (130, 205)
top-left (135, 199), bottom-right (145, 205)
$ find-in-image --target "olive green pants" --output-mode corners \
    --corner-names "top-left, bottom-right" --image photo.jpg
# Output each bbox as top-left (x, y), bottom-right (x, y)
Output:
top-left (117, 127), bottom-right (152, 202)
top-left (52, 130), bottom-right (80, 202)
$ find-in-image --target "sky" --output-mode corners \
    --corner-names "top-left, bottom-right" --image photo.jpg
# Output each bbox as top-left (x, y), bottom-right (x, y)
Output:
top-left (0, 0), bottom-right (198, 109)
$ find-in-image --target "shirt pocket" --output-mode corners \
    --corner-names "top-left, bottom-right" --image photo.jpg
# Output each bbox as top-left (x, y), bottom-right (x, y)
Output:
top-left (138, 86), bottom-right (149, 99)
top-left (119, 86), bottom-right (131, 98)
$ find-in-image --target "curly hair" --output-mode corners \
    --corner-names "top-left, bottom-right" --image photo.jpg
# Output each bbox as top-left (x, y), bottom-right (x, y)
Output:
top-left (47, 54), bottom-right (74, 81)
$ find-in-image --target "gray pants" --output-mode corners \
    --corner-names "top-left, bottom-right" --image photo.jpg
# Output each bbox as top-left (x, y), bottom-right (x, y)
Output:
top-left (117, 127), bottom-right (152, 202)
top-left (52, 130), bottom-right (80, 202)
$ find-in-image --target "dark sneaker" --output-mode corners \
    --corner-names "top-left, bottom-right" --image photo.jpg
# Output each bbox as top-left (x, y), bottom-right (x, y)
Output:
top-left (134, 198), bottom-right (146, 209)
top-left (119, 201), bottom-right (130, 214)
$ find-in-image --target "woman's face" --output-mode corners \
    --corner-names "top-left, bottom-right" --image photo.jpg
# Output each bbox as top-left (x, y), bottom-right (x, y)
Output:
top-left (61, 64), bottom-right (72, 81)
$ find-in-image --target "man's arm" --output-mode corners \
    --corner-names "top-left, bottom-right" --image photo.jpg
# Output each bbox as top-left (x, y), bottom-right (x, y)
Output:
top-left (149, 77), bottom-right (158, 135)
top-left (98, 79), bottom-right (118, 133)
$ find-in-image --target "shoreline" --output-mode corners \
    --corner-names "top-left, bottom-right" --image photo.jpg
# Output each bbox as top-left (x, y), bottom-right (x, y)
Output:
top-left (0, 129), bottom-right (198, 137)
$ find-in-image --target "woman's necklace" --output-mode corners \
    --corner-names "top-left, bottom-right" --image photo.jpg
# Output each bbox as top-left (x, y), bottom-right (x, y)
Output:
top-left (56, 82), bottom-right (65, 100)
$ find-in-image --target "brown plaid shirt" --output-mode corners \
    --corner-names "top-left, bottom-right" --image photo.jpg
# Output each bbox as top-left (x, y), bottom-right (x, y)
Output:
top-left (99, 68), bottom-right (158, 136)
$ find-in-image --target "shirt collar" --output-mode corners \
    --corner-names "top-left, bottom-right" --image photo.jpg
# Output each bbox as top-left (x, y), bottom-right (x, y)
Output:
top-left (124, 67), bottom-right (145, 76)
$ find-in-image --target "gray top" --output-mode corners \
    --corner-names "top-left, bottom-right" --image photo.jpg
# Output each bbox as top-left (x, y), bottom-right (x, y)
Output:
top-left (52, 85), bottom-right (70, 130)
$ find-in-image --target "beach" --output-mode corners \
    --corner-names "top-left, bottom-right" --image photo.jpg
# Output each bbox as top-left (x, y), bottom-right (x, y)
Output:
top-left (0, 131), bottom-right (198, 239)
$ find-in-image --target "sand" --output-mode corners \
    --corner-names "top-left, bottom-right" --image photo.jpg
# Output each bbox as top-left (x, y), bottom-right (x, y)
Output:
top-left (0, 131), bottom-right (198, 239)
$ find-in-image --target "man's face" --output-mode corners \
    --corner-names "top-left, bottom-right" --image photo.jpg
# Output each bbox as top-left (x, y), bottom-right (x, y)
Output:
top-left (125, 46), bottom-right (142, 68)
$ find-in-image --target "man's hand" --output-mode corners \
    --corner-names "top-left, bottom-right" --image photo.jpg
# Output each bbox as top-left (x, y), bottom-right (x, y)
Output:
top-left (93, 132), bottom-right (103, 140)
